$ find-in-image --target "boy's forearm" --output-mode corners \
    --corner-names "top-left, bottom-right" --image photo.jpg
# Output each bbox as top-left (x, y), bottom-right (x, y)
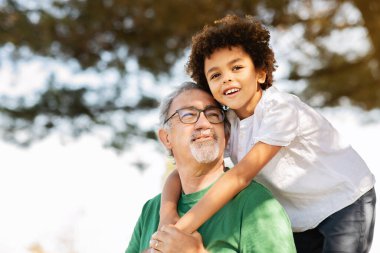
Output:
top-left (160, 169), bottom-right (181, 210)
top-left (159, 169), bottom-right (181, 228)
top-left (175, 167), bottom-right (251, 233)
top-left (160, 200), bottom-right (180, 222)
top-left (175, 142), bottom-right (281, 234)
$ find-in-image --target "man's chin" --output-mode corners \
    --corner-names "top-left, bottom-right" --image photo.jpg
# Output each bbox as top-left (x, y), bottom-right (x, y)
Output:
top-left (190, 144), bottom-right (219, 164)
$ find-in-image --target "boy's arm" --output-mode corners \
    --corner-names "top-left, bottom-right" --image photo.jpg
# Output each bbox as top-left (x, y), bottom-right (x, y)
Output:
top-left (175, 142), bottom-right (281, 234)
top-left (159, 169), bottom-right (182, 229)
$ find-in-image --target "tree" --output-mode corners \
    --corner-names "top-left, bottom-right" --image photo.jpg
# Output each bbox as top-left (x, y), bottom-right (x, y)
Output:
top-left (282, 0), bottom-right (380, 109)
top-left (1, 0), bottom-right (379, 152)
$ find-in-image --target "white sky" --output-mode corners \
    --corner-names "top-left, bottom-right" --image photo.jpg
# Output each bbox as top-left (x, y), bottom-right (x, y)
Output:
top-left (0, 135), bottom-right (165, 253)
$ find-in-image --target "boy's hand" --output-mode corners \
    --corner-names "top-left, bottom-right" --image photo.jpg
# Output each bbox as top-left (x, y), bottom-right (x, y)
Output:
top-left (149, 225), bottom-right (207, 253)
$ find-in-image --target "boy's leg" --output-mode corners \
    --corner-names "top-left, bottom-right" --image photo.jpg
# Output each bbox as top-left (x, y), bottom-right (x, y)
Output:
top-left (318, 188), bottom-right (376, 253)
top-left (293, 229), bottom-right (323, 253)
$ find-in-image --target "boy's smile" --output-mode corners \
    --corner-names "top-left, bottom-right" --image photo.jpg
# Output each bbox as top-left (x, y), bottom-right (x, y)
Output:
top-left (224, 87), bottom-right (240, 96)
top-left (204, 46), bottom-right (266, 119)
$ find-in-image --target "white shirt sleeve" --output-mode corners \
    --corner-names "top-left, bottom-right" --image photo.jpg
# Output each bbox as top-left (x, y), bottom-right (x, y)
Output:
top-left (256, 98), bottom-right (299, 146)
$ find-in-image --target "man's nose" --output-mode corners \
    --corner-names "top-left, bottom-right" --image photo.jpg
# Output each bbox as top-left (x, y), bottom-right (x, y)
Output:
top-left (195, 112), bottom-right (212, 128)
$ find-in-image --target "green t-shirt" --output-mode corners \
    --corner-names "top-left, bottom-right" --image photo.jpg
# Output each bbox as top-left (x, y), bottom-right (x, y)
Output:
top-left (126, 181), bottom-right (296, 253)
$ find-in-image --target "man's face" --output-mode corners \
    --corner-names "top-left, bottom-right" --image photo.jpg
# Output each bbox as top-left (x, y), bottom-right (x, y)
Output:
top-left (161, 89), bottom-right (226, 165)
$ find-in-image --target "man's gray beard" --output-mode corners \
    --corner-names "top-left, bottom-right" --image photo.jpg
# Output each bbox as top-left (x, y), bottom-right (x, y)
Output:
top-left (190, 139), bottom-right (219, 164)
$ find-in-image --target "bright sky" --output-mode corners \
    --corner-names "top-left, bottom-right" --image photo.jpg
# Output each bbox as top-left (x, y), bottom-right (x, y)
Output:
top-left (0, 135), bottom-right (165, 253)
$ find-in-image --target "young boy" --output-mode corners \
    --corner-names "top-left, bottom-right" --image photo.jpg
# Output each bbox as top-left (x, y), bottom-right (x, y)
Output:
top-left (155, 14), bottom-right (376, 253)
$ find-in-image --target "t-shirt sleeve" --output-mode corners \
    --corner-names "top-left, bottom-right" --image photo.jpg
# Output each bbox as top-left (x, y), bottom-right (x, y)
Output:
top-left (125, 211), bottom-right (143, 253)
top-left (256, 98), bottom-right (299, 146)
top-left (240, 184), bottom-right (296, 252)
top-left (125, 196), bottom-right (161, 253)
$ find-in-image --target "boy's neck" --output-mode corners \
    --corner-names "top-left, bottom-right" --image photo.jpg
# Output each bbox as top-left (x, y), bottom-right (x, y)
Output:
top-left (235, 88), bottom-right (263, 120)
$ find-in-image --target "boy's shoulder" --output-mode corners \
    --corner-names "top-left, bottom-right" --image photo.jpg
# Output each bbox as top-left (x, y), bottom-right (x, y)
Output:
top-left (263, 86), bottom-right (298, 104)
top-left (259, 86), bottom-right (303, 115)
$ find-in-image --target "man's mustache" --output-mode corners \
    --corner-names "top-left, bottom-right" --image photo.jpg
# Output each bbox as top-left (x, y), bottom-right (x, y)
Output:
top-left (191, 129), bottom-right (217, 142)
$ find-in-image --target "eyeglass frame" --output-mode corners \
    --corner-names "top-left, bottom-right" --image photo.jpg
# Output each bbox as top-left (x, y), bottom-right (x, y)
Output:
top-left (163, 106), bottom-right (225, 125)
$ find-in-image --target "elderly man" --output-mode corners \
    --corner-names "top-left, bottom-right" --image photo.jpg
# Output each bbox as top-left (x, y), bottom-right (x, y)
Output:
top-left (126, 82), bottom-right (296, 253)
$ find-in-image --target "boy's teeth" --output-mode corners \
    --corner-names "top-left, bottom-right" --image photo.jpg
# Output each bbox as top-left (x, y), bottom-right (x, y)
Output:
top-left (225, 88), bottom-right (239, 95)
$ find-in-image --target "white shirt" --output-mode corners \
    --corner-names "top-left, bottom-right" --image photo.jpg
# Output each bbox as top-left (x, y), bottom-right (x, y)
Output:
top-left (226, 86), bottom-right (375, 232)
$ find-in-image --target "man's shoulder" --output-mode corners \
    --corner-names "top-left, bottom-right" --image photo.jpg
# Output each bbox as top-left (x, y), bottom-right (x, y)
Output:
top-left (140, 193), bottom-right (162, 213)
top-left (235, 181), bottom-right (290, 221)
top-left (236, 181), bottom-right (276, 204)
top-left (244, 180), bottom-right (273, 195)
top-left (135, 193), bottom-right (161, 230)
top-left (236, 182), bottom-right (296, 253)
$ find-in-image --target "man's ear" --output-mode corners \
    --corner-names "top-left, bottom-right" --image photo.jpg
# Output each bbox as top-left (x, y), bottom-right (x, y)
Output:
top-left (158, 128), bottom-right (172, 149)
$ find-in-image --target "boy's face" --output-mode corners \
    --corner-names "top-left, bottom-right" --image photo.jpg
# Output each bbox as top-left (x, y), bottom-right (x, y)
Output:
top-left (204, 46), bottom-right (266, 119)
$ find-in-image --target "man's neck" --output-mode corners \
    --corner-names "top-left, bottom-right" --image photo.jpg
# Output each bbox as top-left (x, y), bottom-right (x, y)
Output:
top-left (177, 160), bottom-right (225, 194)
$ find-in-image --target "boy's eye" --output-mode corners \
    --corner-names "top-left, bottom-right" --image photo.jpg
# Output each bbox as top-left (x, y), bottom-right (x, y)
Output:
top-left (210, 73), bottom-right (220, 80)
top-left (232, 65), bottom-right (243, 71)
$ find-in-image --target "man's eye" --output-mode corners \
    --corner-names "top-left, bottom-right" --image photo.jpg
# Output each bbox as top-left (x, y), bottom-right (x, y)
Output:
top-left (207, 113), bottom-right (220, 119)
top-left (181, 111), bottom-right (197, 119)
top-left (206, 110), bottom-right (222, 119)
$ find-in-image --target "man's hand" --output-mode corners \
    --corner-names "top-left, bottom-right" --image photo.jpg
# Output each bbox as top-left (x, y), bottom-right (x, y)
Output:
top-left (149, 225), bottom-right (207, 253)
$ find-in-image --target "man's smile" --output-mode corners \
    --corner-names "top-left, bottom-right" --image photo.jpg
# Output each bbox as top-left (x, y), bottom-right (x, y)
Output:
top-left (191, 129), bottom-right (216, 142)
top-left (192, 135), bottom-right (213, 142)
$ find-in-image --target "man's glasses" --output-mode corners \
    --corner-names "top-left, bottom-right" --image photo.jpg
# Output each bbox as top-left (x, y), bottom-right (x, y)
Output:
top-left (164, 106), bottom-right (225, 125)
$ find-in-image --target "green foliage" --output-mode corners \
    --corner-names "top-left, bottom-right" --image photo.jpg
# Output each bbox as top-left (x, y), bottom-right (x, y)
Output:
top-left (1, 0), bottom-right (379, 152)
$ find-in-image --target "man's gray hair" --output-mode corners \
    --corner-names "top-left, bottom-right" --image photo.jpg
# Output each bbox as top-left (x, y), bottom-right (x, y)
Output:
top-left (158, 81), bottom-right (230, 134)
top-left (159, 82), bottom-right (206, 127)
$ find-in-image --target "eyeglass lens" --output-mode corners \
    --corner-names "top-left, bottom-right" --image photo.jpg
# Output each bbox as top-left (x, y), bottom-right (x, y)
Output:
top-left (178, 107), bottom-right (224, 124)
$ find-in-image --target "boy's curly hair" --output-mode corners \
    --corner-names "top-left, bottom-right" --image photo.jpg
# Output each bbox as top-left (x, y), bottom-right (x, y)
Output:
top-left (186, 14), bottom-right (277, 91)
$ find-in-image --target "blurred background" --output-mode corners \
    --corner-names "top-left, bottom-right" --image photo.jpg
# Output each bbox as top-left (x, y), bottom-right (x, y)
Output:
top-left (0, 0), bottom-right (379, 252)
